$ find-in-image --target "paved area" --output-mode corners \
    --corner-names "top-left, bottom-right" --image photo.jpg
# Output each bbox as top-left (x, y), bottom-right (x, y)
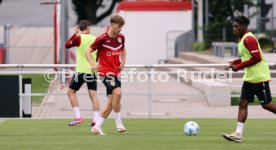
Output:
top-left (32, 53), bottom-right (276, 119)
top-left (33, 74), bottom-right (276, 119)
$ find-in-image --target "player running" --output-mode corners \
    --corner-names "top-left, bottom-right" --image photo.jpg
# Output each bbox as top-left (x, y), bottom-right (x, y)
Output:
top-left (223, 16), bottom-right (276, 143)
top-left (85, 15), bottom-right (126, 135)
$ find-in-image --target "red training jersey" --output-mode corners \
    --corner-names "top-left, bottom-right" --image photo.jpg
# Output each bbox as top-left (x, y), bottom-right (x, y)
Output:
top-left (90, 33), bottom-right (125, 76)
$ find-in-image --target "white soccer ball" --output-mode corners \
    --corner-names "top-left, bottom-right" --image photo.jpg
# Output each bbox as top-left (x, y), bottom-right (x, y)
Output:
top-left (184, 121), bottom-right (199, 136)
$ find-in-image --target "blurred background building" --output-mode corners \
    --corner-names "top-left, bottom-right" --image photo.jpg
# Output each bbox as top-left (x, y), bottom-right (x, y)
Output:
top-left (0, 0), bottom-right (275, 64)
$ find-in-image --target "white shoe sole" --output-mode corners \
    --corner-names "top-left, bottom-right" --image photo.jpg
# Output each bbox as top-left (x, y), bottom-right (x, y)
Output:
top-left (117, 128), bottom-right (126, 133)
top-left (222, 134), bottom-right (242, 143)
top-left (91, 127), bottom-right (106, 136)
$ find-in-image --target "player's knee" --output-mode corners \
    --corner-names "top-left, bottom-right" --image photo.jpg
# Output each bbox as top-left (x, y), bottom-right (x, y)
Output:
top-left (261, 103), bottom-right (270, 110)
top-left (67, 89), bottom-right (76, 96)
top-left (89, 92), bottom-right (97, 100)
top-left (112, 88), bottom-right (122, 97)
top-left (239, 100), bottom-right (248, 108)
top-left (89, 91), bottom-right (97, 96)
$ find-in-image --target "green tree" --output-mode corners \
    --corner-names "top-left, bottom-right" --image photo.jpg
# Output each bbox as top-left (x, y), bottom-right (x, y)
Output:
top-left (204, 0), bottom-right (254, 47)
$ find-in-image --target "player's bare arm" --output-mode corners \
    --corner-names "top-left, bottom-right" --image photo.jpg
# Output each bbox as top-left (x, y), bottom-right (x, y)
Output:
top-left (119, 48), bottom-right (126, 71)
top-left (85, 47), bottom-right (98, 72)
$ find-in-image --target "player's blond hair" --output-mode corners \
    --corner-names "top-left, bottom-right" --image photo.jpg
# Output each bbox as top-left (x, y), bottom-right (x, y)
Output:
top-left (110, 15), bottom-right (125, 26)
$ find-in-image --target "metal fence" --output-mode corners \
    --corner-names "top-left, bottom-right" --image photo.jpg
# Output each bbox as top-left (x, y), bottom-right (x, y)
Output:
top-left (1, 64), bottom-right (276, 119)
top-left (166, 30), bottom-right (188, 59)
top-left (7, 46), bottom-right (54, 64)
top-left (212, 42), bottom-right (238, 58)
top-left (1, 25), bottom-right (55, 64)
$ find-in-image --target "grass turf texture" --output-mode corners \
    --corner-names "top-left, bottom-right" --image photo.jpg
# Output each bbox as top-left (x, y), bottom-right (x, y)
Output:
top-left (0, 119), bottom-right (276, 150)
top-left (231, 97), bottom-right (276, 106)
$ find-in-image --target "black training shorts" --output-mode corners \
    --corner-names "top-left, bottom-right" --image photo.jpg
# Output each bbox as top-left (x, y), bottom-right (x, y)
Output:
top-left (240, 81), bottom-right (271, 105)
top-left (69, 73), bottom-right (97, 91)
top-left (101, 76), bottom-right (121, 96)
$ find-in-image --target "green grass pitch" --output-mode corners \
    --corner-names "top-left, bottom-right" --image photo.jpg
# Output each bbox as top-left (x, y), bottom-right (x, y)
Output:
top-left (0, 118), bottom-right (276, 150)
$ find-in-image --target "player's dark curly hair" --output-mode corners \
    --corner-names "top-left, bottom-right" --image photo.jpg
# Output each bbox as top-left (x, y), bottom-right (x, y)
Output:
top-left (233, 16), bottom-right (250, 26)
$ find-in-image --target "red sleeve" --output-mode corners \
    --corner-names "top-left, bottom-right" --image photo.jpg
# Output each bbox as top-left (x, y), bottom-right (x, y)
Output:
top-left (65, 34), bottom-right (81, 48)
top-left (235, 36), bottom-right (261, 70)
top-left (90, 36), bottom-right (102, 50)
top-left (232, 58), bottom-right (241, 65)
top-left (122, 35), bottom-right (125, 50)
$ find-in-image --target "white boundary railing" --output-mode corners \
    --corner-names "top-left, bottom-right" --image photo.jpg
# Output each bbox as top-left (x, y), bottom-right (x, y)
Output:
top-left (0, 63), bottom-right (275, 68)
top-left (1, 63), bottom-right (276, 118)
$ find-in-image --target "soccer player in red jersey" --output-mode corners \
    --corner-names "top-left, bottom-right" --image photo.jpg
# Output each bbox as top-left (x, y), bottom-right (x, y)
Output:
top-left (65, 20), bottom-right (100, 126)
top-left (86, 15), bottom-right (126, 135)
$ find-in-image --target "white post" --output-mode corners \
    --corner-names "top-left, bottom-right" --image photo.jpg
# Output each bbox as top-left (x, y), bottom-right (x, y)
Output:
top-left (271, 2), bottom-right (274, 39)
top-left (60, 0), bottom-right (69, 64)
top-left (244, 4), bottom-right (249, 18)
top-left (19, 74), bottom-right (23, 118)
top-left (197, 0), bottom-right (204, 42)
top-left (4, 24), bottom-right (11, 63)
top-left (205, 0), bottom-right (209, 25)
top-left (147, 68), bottom-right (152, 118)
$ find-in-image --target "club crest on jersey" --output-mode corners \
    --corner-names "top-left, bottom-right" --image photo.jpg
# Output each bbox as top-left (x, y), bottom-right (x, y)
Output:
top-left (117, 37), bottom-right (122, 43)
